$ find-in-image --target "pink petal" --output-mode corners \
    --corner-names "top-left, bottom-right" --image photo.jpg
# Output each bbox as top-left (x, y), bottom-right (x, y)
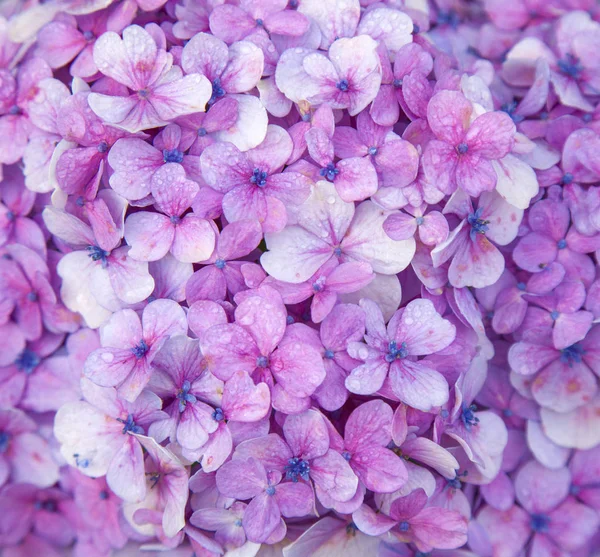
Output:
top-left (389, 360), bottom-right (449, 411)
top-left (311, 449), bottom-right (358, 502)
top-left (223, 370), bottom-right (270, 422)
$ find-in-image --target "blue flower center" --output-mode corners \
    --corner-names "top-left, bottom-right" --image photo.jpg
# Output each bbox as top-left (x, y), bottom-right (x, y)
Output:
top-left (413, 24), bottom-right (420, 34)
top-left (393, 78), bottom-right (403, 88)
top-left (447, 477), bottom-right (462, 489)
top-left (197, 127), bottom-right (207, 137)
top-left (285, 457), bottom-right (310, 482)
top-left (530, 513), bottom-right (550, 533)
top-left (177, 380), bottom-right (197, 413)
top-left (557, 54), bottom-right (583, 80)
top-left (286, 315), bottom-right (294, 324)
top-left (503, 408), bottom-right (513, 417)
top-left (517, 282), bottom-right (526, 291)
top-left (255, 18), bottom-right (264, 26)
top-left (117, 414), bottom-right (144, 435)
top-left (131, 339), bottom-right (149, 359)
top-left (250, 168), bottom-right (268, 187)
top-left (583, 113), bottom-right (593, 123)
top-left (385, 340), bottom-right (408, 363)
top-left (550, 311), bottom-right (560, 321)
top-left (500, 101), bottom-right (524, 123)
top-left (0, 432), bottom-right (10, 453)
top-left (266, 485), bottom-right (276, 496)
top-left (438, 9), bottom-right (460, 27)
top-left (561, 172), bottom-right (574, 185)
top-left (456, 142), bottom-right (469, 154)
top-left (336, 79), bottom-right (349, 92)
top-left (256, 356), bottom-right (269, 368)
top-left (86, 245), bottom-right (110, 268)
top-left (468, 208), bottom-right (489, 241)
top-left (35, 499), bottom-right (57, 512)
top-left (138, 89), bottom-right (150, 99)
top-left (461, 404), bottom-right (480, 431)
top-left (215, 259), bottom-right (226, 269)
top-left (97, 141), bottom-right (108, 153)
top-left (560, 343), bottom-right (585, 366)
top-left (557, 238), bottom-right (567, 249)
top-left (368, 146), bottom-right (378, 156)
top-left (27, 291), bottom-right (38, 302)
top-left (209, 78), bottom-right (226, 105)
top-left (399, 521), bottom-right (410, 531)
top-left (333, 246), bottom-right (342, 256)
top-left (99, 490), bottom-right (109, 500)
top-left (5, 210), bottom-right (15, 221)
top-left (415, 216), bottom-right (425, 225)
top-left (342, 450), bottom-right (352, 461)
top-left (212, 407), bottom-right (225, 422)
top-left (73, 453), bottom-right (89, 468)
top-left (320, 162), bottom-right (339, 182)
top-left (163, 148), bottom-right (184, 164)
top-left (570, 484), bottom-right (581, 496)
top-left (8, 105), bottom-right (21, 115)
top-left (170, 216), bottom-right (181, 226)
top-left (324, 349), bottom-right (335, 359)
top-left (234, 519), bottom-right (243, 526)
top-left (15, 349), bottom-right (40, 375)
top-left (83, 30), bottom-right (94, 41)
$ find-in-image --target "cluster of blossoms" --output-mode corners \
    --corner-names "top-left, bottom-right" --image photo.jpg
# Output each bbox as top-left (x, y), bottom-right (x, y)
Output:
top-left (1, 0), bottom-right (600, 555)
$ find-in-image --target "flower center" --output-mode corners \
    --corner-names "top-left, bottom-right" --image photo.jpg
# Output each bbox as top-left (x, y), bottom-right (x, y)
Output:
top-left (320, 162), bottom-right (339, 182)
top-left (333, 246), bottom-right (342, 257)
top-left (324, 349), bottom-right (335, 359)
top-left (266, 485), bottom-right (276, 496)
top-left (560, 343), bottom-right (585, 366)
top-left (5, 210), bottom-right (15, 221)
top-left (177, 380), bottom-right (197, 412)
top-left (415, 216), bottom-right (425, 225)
top-left (461, 404), bottom-right (480, 431)
top-left (117, 413), bottom-right (144, 435)
top-left (500, 101), bottom-right (524, 124)
top-left (557, 238), bottom-right (567, 249)
top-left (215, 259), bottom-right (226, 269)
top-left (97, 141), bottom-right (108, 153)
top-left (212, 407), bottom-right (225, 422)
top-left (210, 78), bottom-right (226, 105)
top-left (561, 172), bottom-right (573, 185)
top-left (399, 521), bottom-right (410, 531)
top-left (393, 78), bottom-right (403, 88)
top-left (27, 291), bottom-right (38, 302)
top-left (197, 127), bottom-right (207, 137)
top-left (312, 276), bottom-right (326, 292)
top-left (467, 208), bottom-right (489, 241)
top-left (131, 339), bottom-right (149, 359)
top-left (0, 431), bottom-right (10, 453)
top-left (336, 79), bottom-right (349, 92)
top-left (530, 513), bottom-right (550, 533)
top-left (35, 499), bottom-right (57, 512)
top-left (385, 340), bottom-right (408, 363)
top-left (138, 88), bottom-right (150, 99)
top-left (170, 215), bottom-right (181, 226)
top-left (342, 450), bottom-right (352, 461)
top-left (550, 310), bottom-right (560, 321)
top-left (14, 349), bottom-right (40, 375)
top-left (250, 168), bottom-right (268, 187)
top-left (557, 54), bottom-right (583, 80)
top-left (163, 148), bottom-right (184, 164)
top-left (456, 142), bottom-right (469, 154)
top-left (99, 490), bottom-right (109, 500)
top-left (284, 457), bottom-right (310, 482)
top-left (256, 355), bottom-right (269, 368)
top-left (86, 245), bottom-right (110, 267)
top-left (368, 146), bottom-right (378, 156)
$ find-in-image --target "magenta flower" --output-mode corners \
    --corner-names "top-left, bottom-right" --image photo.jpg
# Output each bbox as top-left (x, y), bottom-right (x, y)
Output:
top-left (339, 400), bottom-right (408, 493)
top-left (0, 407), bottom-right (59, 489)
top-left (54, 378), bottom-right (166, 501)
top-left (83, 299), bottom-right (187, 402)
top-left (181, 33), bottom-right (264, 107)
top-left (176, 97), bottom-right (239, 156)
top-left (215, 456), bottom-right (314, 543)
top-left (508, 324), bottom-right (600, 414)
top-left (422, 90), bottom-right (516, 197)
top-left (130, 434), bottom-right (189, 539)
top-left (352, 488), bottom-right (468, 552)
top-left (107, 123), bottom-right (199, 202)
top-left (345, 298), bottom-right (456, 411)
top-left (261, 180), bottom-right (415, 284)
top-left (200, 286), bottom-right (325, 412)
top-left (55, 91), bottom-right (127, 198)
top-left (513, 197), bottom-right (600, 286)
top-left (200, 126), bottom-right (312, 232)
top-left (88, 25), bottom-right (212, 132)
top-left (147, 335), bottom-right (222, 452)
top-left (0, 58), bottom-right (52, 165)
top-left (185, 219), bottom-right (263, 303)
top-left (384, 206), bottom-right (449, 246)
top-left (35, 6), bottom-right (134, 79)
top-left (124, 165), bottom-right (216, 263)
top-left (333, 110), bottom-right (419, 191)
top-left (42, 203), bottom-right (155, 328)
top-left (265, 258), bottom-right (375, 323)
top-left (432, 190), bottom-right (523, 288)
top-left (209, 0), bottom-right (310, 44)
top-left (233, 409), bottom-right (358, 506)
top-left (276, 35), bottom-right (382, 116)
top-left (477, 461), bottom-right (599, 556)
